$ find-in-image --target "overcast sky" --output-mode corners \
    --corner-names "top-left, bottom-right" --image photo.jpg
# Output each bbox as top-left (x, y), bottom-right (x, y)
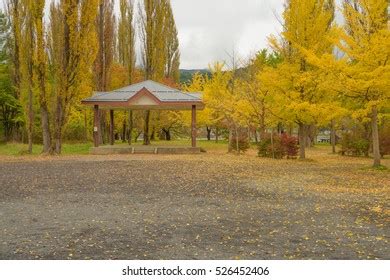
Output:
top-left (0, 0), bottom-right (288, 69)
top-left (170, 0), bottom-right (284, 69)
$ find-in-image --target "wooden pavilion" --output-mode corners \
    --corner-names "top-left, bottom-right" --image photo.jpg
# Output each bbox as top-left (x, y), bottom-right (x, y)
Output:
top-left (81, 80), bottom-right (205, 154)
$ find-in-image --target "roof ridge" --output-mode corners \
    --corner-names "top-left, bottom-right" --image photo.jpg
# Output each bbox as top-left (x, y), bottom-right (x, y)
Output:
top-left (113, 80), bottom-right (180, 92)
top-left (92, 91), bottom-right (111, 98)
top-left (145, 80), bottom-right (180, 92)
top-left (113, 80), bottom-right (148, 92)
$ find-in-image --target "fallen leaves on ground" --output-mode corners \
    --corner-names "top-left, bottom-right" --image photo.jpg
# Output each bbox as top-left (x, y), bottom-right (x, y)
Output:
top-left (0, 147), bottom-right (389, 259)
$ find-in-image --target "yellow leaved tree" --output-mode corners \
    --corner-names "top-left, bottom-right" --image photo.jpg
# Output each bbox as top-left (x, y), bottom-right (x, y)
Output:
top-left (331, 0), bottom-right (389, 167)
top-left (203, 62), bottom-right (253, 152)
top-left (265, 0), bottom-right (335, 159)
top-left (183, 72), bottom-right (223, 141)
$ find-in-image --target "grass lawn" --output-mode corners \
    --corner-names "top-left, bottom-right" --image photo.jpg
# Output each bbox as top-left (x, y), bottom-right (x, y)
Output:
top-left (0, 142), bottom-right (93, 156)
top-left (0, 139), bottom-right (229, 156)
top-left (0, 140), bottom-right (388, 169)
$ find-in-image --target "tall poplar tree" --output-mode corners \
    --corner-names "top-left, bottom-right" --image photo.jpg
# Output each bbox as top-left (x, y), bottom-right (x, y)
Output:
top-left (7, 0), bottom-right (32, 151)
top-left (22, 0), bottom-right (34, 154)
top-left (94, 0), bottom-right (115, 144)
top-left (118, 0), bottom-right (136, 84)
top-left (139, 0), bottom-right (179, 145)
top-left (31, 0), bottom-right (52, 154)
top-left (164, 3), bottom-right (180, 83)
top-left (95, 0), bottom-right (115, 92)
top-left (118, 0), bottom-right (136, 145)
top-left (4, 0), bottom-right (23, 141)
top-left (140, 0), bottom-right (161, 145)
top-left (0, 9), bottom-right (22, 141)
top-left (6, 0), bottom-right (22, 100)
top-left (48, 0), bottom-right (99, 154)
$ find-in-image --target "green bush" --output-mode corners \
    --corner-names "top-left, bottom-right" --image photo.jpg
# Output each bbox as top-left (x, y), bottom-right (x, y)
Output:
top-left (340, 133), bottom-right (369, 157)
top-left (64, 120), bottom-right (87, 141)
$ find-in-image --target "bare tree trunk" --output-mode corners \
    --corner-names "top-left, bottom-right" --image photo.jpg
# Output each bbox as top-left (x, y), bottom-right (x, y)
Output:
top-left (122, 119), bottom-right (127, 143)
top-left (258, 106), bottom-right (267, 140)
top-left (135, 131), bottom-right (141, 143)
top-left (143, 110), bottom-right (151, 145)
top-left (109, 110), bottom-right (114, 145)
top-left (306, 124), bottom-right (315, 148)
top-left (128, 110), bottom-right (133, 145)
top-left (166, 129), bottom-right (171, 141)
top-left (41, 107), bottom-right (51, 154)
top-left (162, 128), bottom-right (171, 141)
top-left (362, 123), bottom-right (370, 157)
top-left (54, 96), bottom-right (63, 154)
top-left (27, 86), bottom-right (33, 154)
top-left (150, 126), bottom-right (155, 141)
top-left (371, 106), bottom-right (381, 167)
top-left (55, 126), bottom-right (62, 154)
top-left (215, 127), bottom-right (219, 143)
top-left (84, 109), bottom-right (88, 142)
top-left (271, 128), bottom-right (275, 159)
top-left (298, 123), bottom-right (306, 159)
top-left (235, 124), bottom-right (239, 155)
top-left (99, 111), bottom-right (106, 144)
top-left (331, 119), bottom-right (336, 154)
top-left (228, 129), bottom-right (233, 152)
top-left (206, 127), bottom-right (211, 141)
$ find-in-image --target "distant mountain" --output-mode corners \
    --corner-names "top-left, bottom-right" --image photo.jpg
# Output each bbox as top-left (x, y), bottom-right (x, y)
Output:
top-left (180, 69), bottom-right (211, 85)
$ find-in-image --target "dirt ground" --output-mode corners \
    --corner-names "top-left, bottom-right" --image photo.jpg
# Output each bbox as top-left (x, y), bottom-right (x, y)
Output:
top-left (0, 148), bottom-right (389, 260)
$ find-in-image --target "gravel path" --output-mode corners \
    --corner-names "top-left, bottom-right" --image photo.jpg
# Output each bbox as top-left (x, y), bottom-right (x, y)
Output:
top-left (0, 152), bottom-right (389, 259)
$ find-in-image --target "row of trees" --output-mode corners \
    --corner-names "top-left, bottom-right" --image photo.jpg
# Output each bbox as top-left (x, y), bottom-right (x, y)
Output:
top-left (184, 0), bottom-right (389, 167)
top-left (0, 0), bottom-right (180, 153)
top-left (0, 0), bottom-right (388, 167)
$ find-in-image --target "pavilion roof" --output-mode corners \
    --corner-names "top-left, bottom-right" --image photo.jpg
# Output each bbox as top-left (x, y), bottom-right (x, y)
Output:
top-left (83, 80), bottom-right (202, 103)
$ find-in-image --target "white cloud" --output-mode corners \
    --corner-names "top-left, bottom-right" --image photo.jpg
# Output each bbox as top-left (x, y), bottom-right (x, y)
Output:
top-left (171, 0), bottom-right (284, 69)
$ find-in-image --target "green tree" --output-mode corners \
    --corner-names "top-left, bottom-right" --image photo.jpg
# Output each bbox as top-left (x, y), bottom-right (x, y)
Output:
top-left (0, 10), bottom-right (22, 141)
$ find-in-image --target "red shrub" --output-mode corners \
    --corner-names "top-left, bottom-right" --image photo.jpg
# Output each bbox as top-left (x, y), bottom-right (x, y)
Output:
top-left (258, 133), bottom-right (298, 159)
top-left (281, 134), bottom-right (299, 159)
top-left (379, 127), bottom-right (390, 157)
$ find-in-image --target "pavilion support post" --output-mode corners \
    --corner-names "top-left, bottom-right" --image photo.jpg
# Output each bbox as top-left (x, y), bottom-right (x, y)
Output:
top-left (93, 105), bottom-right (100, 147)
top-left (191, 105), bottom-right (197, 148)
top-left (109, 109), bottom-right (114, 146)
